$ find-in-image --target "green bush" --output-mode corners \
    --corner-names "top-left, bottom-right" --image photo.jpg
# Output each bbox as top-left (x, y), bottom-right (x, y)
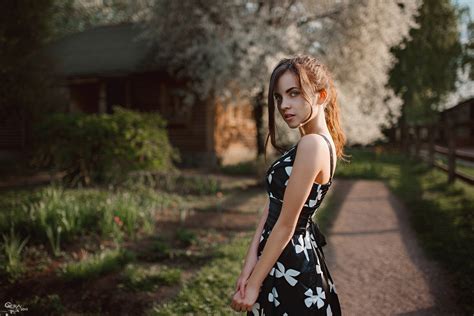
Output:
top-left (30, 106), bottom-right (181, 187)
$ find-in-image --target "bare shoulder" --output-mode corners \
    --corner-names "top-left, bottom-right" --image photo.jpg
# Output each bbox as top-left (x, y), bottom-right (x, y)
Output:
top-left (296, 134), bottom-right (326, 155)
top-left (293, 134), bottom-right (327, 171)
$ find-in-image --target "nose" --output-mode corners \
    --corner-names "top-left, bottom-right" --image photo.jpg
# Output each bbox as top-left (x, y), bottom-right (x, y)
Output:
top-left (279, 97), bottom-right (291, 110)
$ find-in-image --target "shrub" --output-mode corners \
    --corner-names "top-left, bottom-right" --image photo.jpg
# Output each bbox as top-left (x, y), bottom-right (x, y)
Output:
top-left (31, 106), bottom-right (181, 187)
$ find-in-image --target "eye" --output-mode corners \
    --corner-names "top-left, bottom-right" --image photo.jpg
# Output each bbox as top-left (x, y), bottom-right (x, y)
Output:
top-left (290, 91), bottom-right (299, 97)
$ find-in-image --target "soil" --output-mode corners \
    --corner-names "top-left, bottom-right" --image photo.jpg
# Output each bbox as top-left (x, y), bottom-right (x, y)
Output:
top-left (0, 178), bottom-right (265, 315)
top-left (0, 176), bottom-right (464, 315)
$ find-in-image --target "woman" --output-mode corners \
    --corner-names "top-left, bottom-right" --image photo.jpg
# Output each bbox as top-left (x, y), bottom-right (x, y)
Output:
top-left (230, 55), bottom-right (347, 315)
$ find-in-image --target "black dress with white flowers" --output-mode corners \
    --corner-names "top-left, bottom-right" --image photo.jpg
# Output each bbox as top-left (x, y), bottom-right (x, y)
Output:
top-left (248, 133), bottom-right (342, 316)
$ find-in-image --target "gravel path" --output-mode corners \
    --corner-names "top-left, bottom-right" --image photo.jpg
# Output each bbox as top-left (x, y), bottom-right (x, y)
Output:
top-left (324, 179), bottom-right (462, 316)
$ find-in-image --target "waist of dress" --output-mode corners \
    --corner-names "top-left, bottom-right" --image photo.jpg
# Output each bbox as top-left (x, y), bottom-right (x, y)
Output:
top-left (265, 197), bottom-right (327, 248)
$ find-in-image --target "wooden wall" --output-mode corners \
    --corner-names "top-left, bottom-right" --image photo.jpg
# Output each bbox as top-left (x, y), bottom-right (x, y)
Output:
top-left (65, 71), bottom-right (260, 168)
top-left (214, 96), bottom-right (257, 166)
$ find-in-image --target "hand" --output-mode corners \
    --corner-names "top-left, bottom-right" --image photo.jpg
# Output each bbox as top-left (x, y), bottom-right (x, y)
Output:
top-left (235, 253), bottom-right (257, 298)
top-left (230, 282), bottom-right (260, 312)
top-left (235, 273), bottom-right (249, 300)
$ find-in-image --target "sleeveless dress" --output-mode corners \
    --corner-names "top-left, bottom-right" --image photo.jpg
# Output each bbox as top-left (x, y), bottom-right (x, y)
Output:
top-left (248, 133), bottom-right (342, 316)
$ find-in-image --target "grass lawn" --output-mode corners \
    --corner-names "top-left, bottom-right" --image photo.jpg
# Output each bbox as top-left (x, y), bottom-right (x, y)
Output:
top-left (1, 145), bottom-right (471, 314)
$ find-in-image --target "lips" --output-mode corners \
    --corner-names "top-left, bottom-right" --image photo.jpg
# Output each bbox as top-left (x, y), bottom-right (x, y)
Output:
top-left (284, 113), bottom-right (295, 120)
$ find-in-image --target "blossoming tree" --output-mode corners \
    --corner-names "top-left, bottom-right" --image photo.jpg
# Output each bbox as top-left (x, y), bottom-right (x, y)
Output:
top-left (142, 0), bottom-right (422, 147)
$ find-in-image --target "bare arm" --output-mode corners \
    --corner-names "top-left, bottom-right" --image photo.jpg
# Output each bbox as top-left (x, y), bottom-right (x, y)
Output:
top-left (245, 135), bottom-right (325, 289)
top-left (234, 194), bottom-right (269, 296)
top-left (242, 198), bottom-right (269, 267)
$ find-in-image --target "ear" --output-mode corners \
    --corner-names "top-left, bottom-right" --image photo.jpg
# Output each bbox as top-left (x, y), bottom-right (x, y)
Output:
top-left (316, 89), bottom-right (327, 105)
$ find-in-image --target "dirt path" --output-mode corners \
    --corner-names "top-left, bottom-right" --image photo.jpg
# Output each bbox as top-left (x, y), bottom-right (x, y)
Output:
top-left (324, 179), bottom-right (462, 315)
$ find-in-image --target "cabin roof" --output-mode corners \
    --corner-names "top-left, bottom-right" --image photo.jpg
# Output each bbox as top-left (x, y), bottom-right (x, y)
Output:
top-left (45, 22), bottom-right (161, 77)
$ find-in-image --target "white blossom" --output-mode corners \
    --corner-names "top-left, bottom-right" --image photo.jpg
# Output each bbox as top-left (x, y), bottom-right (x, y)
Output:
top-left (143, 0), bottom-right (422, 145)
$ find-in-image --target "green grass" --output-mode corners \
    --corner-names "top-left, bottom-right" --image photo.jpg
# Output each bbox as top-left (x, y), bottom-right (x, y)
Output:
top-left (219, 160), bottom-right (257, 175)
top-left (393, 161), bottom-right (473, 313)
top-left (0, 184), bottom-right (182, 257)
top-left (0, 226), bottom-right (30, 281)
top-left (133, 170), bottom-right (222, 195)
top-left (146, 194), bottom-right (340, 315)
top-left (175, 227), bottom-right (198, 247)
top-left (18, 294), bottom-right (65, 316)
top-left (119, 263), bottom-right (182, 292)
top-left (147, 231), bottom-right (253, 315)
top-left (58, 247), bottom-right (136, 282)
top-left (336, 147), bottom-right (474, 313)
top-left (334, 147), bottom-right (403, 181)
top-left (433, 154), bottom-right (474, 178)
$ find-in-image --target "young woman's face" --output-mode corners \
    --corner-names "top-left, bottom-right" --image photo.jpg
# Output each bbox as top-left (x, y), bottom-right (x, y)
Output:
top-left (273, 70), bottom-right (312, 129)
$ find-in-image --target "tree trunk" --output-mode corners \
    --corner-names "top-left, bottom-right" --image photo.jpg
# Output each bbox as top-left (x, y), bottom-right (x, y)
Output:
top-left (399, 103), bottom-right (409, 154)
top-left (253, 87), bottom-right (266, 157)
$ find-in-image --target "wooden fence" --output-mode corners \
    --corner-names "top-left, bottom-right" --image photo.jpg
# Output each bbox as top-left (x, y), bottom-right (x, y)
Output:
top-left (407, 119), bottom-right (474, 185)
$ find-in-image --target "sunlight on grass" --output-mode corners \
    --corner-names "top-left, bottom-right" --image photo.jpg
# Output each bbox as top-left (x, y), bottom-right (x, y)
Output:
top-left (59, 247), bottom-right (136, 281)
top-left (0, 184), bottom-right (182, 257)
top-left (119, 263), bottom-right (182, 292)
top-left (147, 232), bottom-right (252, 315)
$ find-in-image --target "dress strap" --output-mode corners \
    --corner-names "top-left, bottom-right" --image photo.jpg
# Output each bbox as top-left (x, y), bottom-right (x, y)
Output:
top-left (317, 134), bottom-right (334, 181)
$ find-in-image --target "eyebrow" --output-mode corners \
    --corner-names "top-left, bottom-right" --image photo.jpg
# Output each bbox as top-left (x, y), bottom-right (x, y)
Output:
top-left (274, 87), bottom-right (298, 95)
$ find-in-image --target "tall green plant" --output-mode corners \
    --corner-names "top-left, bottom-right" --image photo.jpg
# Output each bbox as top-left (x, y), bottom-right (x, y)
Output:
top-left (1, 227), bottom-right (30, 281)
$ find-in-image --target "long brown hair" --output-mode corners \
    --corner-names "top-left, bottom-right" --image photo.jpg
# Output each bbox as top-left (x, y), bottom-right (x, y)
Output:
top-left (265, 55), bottom-right (349, 163)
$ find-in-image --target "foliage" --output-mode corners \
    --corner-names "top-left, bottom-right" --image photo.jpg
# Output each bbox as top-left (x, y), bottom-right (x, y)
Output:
top-left (143, 0), bottom-right (422, 145)
top-left (442, 5), bottom-right (474, 108)
top-left (30, 106), bottom-right (181, 187)
top-left (47, 0), bottom-right (152, 42)
top-left (0, 227), bottom-right (30, 282)
top-left (0, 0), bottom-right (67, 143)
top-left (0, 184), bottom-right (180, 257)
top-left (389, 0), bottom-right (464, 125)
top-left (458, 5), bottom-right (474, 81)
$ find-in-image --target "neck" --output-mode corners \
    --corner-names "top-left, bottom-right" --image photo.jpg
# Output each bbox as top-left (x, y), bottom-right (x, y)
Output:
top-left (298, 108), bottom-right (330, 137)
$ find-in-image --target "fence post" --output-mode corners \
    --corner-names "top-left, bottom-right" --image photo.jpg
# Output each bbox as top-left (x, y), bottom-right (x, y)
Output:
top-left (446, 118), bottom-right (456, 184)
top-left (428, 123), bottom-right (435, 167)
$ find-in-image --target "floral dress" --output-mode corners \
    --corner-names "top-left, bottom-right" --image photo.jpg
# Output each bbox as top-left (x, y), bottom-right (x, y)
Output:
top-left (248, 133), bottom-right (342, 316)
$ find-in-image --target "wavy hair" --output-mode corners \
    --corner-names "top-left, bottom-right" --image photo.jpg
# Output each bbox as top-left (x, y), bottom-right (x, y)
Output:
top-left (265, 54), bottom-right (349, 163)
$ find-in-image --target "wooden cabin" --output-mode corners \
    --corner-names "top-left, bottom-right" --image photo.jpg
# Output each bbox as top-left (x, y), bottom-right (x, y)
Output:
top-left (44, 22), bottom-right (257, 168)
top-left (439, 97), bottom-right (474, 148)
